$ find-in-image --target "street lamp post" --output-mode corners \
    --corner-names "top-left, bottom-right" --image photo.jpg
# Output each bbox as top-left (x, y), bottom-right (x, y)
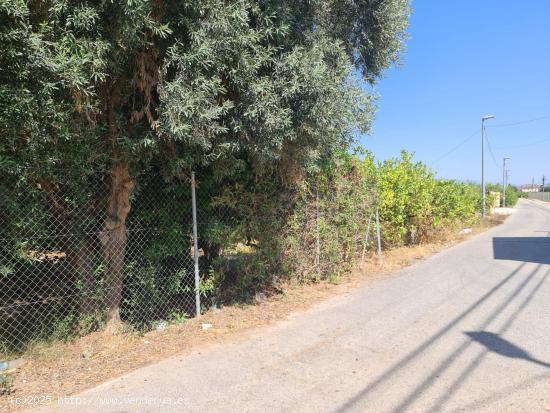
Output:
top-left (502, 157), bottom-right (510, 207)
top-left (481, 115), bottom-right (495, 217)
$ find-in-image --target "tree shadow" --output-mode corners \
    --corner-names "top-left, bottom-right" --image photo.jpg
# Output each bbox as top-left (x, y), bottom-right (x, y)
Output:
top-left (493, 237), bottom-right (550, 264)
top-left (333, 238), bottom-right (549, 412)
top-left (425, 267), bottom-right (550, 413)
top-left (465, 331), bottom-right (550, 368)
top-left (331, 262), bottom-right (529, 413)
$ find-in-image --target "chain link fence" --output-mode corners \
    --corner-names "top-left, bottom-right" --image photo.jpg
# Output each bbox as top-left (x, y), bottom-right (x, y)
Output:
top-left (283, 180), bottom-right (379, 282)
top-left (0, 174), bottom-right (205, 359)
top-left (1, 170), bottom-right (380, 359)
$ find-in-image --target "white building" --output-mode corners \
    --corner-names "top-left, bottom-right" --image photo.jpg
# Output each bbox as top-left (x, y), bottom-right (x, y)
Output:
top-left (521, 184), bottom-right (540, 193)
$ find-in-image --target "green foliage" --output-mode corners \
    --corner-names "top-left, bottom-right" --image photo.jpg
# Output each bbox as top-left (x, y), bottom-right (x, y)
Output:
top-left (0, 369), bottom-right (14, 395)
top-left (284, 151), bottom-right (376, 281)
top-left (167, 310), bottom-right (189, 325)
top-left (377, 151), bottom-right (435, 246)
top-left (486, 183), bottom-right (520, 207)
top-left (432, 180), bottom-right (479, 227)
top-left (122, 262), bottom-right (190, 331)
top-left (504, 185), bottom-right (520, 207)
top-left (200, 149), bottom-right (484, 293)
top-left (1, 0), bottom-right (412, 352)
top-left (377, 151), bottom-right (480, 247)
top-left (316, 0), bottom-right (411, 80)
top-left (1, 0), bottom-right (410, 184)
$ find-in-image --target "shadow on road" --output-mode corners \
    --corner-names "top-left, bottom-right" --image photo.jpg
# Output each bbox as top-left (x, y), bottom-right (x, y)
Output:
top-left (465, 331), bottom-right (550, 368)
top-left (334, 260), bottom-right (549, 412)
top-left (331, 262), bottom-right (529, 413)
top-left (493, 237), bottom-right (550, 264)
top-left (425, 267), bottom-right (550, 413)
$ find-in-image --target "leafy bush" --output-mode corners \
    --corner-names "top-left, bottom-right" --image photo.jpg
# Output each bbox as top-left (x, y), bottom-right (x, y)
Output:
top-left (284, 151), bottom-right (376, 282)
top-left (503, 185), bottom-right (520, 207)
top-left (377, 151), bottom-right (480, 247)
top-left (202, 150), bottom-right (485, 299)
top-left (486, 183), bottom-right (521, 207)
top-left (432, 180), bottom-right (479, 228)
top-left (377, 151), bottom-right (436, 246)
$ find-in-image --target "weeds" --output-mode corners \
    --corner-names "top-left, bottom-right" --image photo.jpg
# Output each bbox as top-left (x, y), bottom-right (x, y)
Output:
top-left (0, 365), bottom-right (13, 395)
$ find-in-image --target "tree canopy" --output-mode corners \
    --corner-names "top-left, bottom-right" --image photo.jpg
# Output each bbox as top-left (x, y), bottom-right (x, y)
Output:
top-left (0, 0), bottom-right (411, 324)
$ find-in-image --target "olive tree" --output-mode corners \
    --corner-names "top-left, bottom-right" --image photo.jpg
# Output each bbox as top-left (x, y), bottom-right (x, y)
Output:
top-left (0, 0), bottom-right (410, 324)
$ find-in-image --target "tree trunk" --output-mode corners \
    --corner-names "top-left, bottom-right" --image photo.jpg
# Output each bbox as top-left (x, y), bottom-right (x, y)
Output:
top-left (98, 161), bottom-right (134, 328)
top-left (67, 239), bottom-right (97, 315)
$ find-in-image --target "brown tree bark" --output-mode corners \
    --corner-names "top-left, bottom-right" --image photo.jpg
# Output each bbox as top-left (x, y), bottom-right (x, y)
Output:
top-left (98, 161), bottom-right (134, 328)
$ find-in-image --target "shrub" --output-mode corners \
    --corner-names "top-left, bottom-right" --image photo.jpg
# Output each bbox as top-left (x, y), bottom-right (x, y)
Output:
top-left (206, 150), bottom-right (484, 295)
top-left (377, 151), bottom-right (435, 246)
top-left (284, 150), bottom-right (377, 282)
top-left (377, 151), bottom-right (480, 247)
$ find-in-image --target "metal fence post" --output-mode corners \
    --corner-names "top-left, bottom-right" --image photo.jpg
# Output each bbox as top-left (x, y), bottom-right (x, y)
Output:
top-left (375, 207), bottom-right (382, 257)
top-left (191, 171), bottom-right (201, 317)
top-left (360, 214), bottom-right (373, 264)
top-left (315, 188), bottom-right (321, 275)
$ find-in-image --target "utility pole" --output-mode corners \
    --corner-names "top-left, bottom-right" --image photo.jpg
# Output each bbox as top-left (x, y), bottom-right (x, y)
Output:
top-left (506, 170), bottom-right (510, 204)
top-left (543, 176), bottom-right (546, 193)
top-left (502, 157), bottom-right (510, 207)
top-left (481, 115), bottom-right (495, 217)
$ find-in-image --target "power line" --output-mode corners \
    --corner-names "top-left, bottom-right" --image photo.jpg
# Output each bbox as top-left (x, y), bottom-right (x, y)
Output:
top-left (495, 137), bottom-right (550, 150)
top-left (429, 113), bottom-right (550, 167)
top-left (490, 114), bottom-right (550, 128)
top-left (431, 130), bottom-right (478, 165)
top-left (484, 125), bottom-right (499, 167)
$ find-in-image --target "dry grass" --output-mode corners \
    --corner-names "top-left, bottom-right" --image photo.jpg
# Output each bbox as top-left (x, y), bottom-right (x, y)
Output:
top-left (0, 215), bottom-right (506, 412)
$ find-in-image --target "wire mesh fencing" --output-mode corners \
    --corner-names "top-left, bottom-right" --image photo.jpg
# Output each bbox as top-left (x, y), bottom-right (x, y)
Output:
top-left (1, 169), bottom-right (380, 359)
top-left (283, 176), bottom-right (379, 282)
top-left (527, 192), bottom-right (550, 202)
top-left (0, 174), bottom-right (201, 358)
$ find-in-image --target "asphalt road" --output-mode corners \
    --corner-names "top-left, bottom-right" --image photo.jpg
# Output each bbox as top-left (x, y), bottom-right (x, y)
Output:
top-left (32, 199), bottom-right (550, 413)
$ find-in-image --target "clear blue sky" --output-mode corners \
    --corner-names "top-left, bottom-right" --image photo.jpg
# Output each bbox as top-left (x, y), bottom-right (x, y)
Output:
top-left (361, 0), bottom-right (550, 186)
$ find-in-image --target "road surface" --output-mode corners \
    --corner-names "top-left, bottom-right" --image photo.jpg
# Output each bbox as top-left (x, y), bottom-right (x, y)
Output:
top-left (32, 199), bottom-right (550, 412)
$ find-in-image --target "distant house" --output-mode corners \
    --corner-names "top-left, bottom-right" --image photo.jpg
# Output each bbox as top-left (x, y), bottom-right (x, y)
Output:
top-left (521, 184), bottom-right (540, 193)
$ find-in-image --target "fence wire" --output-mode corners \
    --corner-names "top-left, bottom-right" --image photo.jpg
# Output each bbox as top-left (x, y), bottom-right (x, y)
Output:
top-left (0, 176), bottom-right (201, 358)
top-left (527, 192), bottom-right (550, 202)
top-left (1, 170), bottom-right (379, 359)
